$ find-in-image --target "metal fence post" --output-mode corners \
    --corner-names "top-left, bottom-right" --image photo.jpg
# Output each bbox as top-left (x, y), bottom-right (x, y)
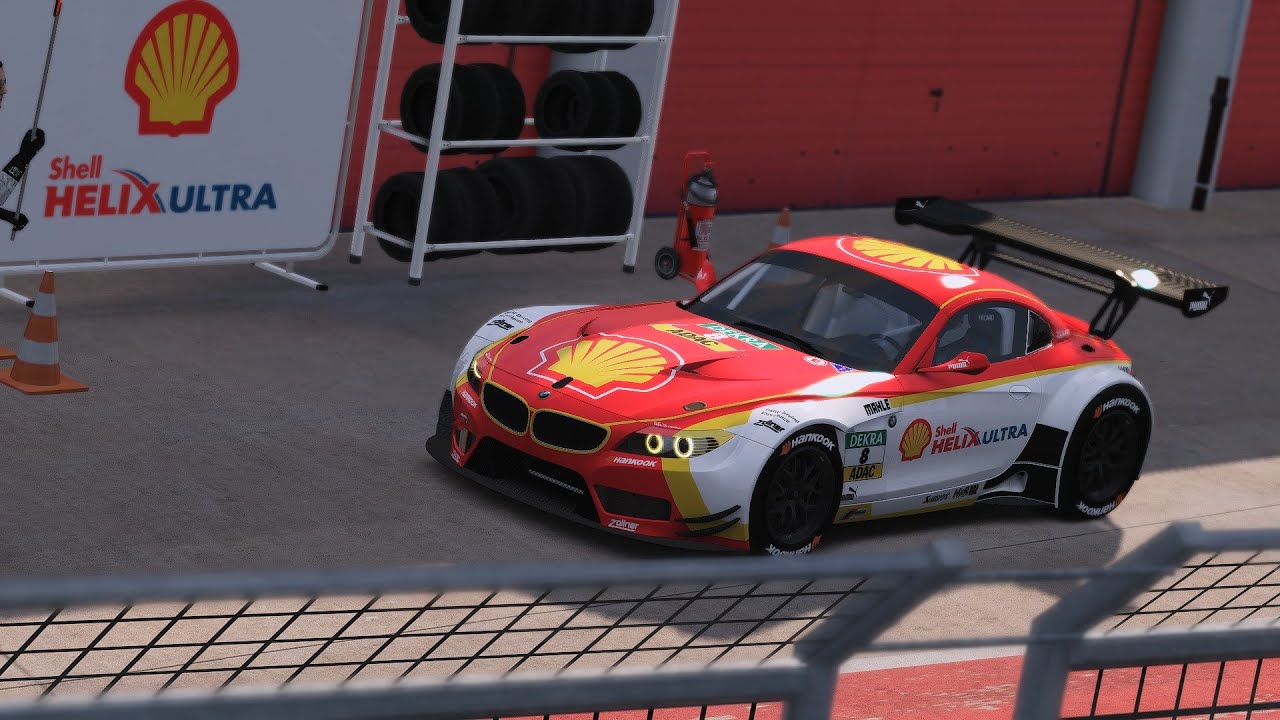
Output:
top-left (784, 667), bottom-right (839, 720)
top-left (797, 539), bottom-right (970, 667)
top-left (784, 539), bottom-right (968, 720)
top-left (1013, 523), bottom-right (1204, 719)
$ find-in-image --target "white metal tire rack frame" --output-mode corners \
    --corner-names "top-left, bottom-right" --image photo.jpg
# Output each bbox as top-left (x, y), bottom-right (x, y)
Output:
top-left (349, 0), bottom-right (681, 285)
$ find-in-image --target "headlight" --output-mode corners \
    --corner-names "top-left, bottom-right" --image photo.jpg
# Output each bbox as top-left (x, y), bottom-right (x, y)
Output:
top-left (467, 352), bottom-right (484, 392)
top-left (619, 429), bottom-right (722, 459)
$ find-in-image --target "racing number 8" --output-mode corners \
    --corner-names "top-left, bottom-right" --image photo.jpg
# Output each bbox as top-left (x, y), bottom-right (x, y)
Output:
top-left (859, 448), bottom-right (869, 464)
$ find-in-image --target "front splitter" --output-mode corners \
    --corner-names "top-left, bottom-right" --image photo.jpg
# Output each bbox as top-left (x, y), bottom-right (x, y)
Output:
top-left (425, 432), bottom-right (740, 554)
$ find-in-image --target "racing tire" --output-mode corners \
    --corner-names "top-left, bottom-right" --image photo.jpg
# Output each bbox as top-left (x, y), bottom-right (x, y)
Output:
top-left (464, 64), bottom-right (527, 154)
top-left (478, 157), bottom-right (571, 253)
top-left (654, 246), bottom-right (679, 280)
top-left (455, 167), bottom-right (502, 247)
top-left (534, 71), bottom-right (592, 139)
top-left (547, 0), bottom-right (606, 53)
top-left (372, 172), bottom-right (423, 263)
top-left (535, 71), bottom-right (619, 151)
top-left (1057, 386), bottom-right (1151, 520)
top-left (399, 65), bottom-right (467, 155)
top-left (599, 0), bottom-right (655, 50)
top-left (372, 169), bottom-right (491, 263)
top-left (552, 155), bottom-right (633, 251)
top-left (401, 65), bottom-right (515, 155)
top-left (540, 158), bottom-right (585, 242)
top-left (405, 0), bottom-right (513, 44)
top-left (591, 72), bottom-right (641, 151)
top-left (749, 428), bottom-right (841, 555)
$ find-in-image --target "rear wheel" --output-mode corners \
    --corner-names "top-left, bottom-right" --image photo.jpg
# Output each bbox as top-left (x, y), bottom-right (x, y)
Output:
top-left (750, 430), bottom-right (839, 555)
top-left (1058, 386), bottom-right (1150, 519)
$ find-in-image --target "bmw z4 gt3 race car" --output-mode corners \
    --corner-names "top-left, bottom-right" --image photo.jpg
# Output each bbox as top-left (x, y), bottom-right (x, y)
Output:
top-left (427, 197), bottom-right (1228, 554)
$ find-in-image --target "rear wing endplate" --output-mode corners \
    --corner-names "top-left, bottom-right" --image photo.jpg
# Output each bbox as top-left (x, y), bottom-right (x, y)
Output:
top-left (894, 196), bottom-right (1229, 339)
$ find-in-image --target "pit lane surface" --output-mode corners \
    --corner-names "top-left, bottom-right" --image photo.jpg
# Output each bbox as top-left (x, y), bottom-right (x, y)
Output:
top-left (1, 191), bottom-right (1276, 641)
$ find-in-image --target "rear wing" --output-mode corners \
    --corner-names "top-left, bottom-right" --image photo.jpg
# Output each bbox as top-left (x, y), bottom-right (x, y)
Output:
top-left (893, 196), bottom-right (1229, 340)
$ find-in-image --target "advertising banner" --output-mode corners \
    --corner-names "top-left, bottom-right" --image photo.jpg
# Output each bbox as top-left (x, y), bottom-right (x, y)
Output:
top-left (0, 0), bottom-right (365, 270)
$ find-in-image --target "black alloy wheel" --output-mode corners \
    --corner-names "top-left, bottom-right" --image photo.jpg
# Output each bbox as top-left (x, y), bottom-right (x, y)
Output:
top-left (763, 446), bottom-right (836, 547)
top-left (1077, 410), bottom-right (1140, 505)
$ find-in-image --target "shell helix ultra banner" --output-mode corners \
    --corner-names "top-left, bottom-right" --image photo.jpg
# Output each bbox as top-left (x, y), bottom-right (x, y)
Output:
top-left (0, 0), bottom-right (363, 265)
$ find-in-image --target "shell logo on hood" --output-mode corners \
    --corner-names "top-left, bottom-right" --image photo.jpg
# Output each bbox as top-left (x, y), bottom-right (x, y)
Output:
top-left (840, 237), bottom-right (978, 277)
top-left (125, 0), bottom-right (240, 137)
top-left (529, 335), bottom-right (683, 400)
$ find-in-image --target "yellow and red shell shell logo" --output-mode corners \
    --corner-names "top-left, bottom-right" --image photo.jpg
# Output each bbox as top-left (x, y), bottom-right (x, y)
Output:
top-left (899, 418), bottom-right (932, 461)
top-left (125, 0), bottom-right (240, 137)
top-left (839, 237), bottom-right (978, 276)
top-left (528, 335), bottom-right (682, 400)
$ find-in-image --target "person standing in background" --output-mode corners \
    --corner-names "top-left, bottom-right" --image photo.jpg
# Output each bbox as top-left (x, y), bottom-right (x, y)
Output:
top-left (0, 61), bottom-right (49, 232)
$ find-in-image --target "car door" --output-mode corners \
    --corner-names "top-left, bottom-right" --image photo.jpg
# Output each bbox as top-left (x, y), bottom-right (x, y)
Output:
top-left (883, 301), bottom-right (1048, 497)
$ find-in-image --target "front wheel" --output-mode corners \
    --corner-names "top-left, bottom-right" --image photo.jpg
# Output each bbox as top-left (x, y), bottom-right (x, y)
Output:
top-left (1058, 386), bottom-right (1151, 519)
top-left (750, 430), bottom-right (840, 555)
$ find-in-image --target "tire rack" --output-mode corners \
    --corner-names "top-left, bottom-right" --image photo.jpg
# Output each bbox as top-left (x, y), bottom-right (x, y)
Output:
top-left (349, 0), bottom-right (681, 285)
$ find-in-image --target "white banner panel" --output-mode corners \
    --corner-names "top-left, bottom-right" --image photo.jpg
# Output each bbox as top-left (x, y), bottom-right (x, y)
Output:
top-left (0, 0), bottom-right (364, 267)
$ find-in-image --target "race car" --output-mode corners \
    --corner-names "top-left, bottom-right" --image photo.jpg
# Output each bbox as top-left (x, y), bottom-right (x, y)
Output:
top-left (427, 197), bottom-right (1228, 554)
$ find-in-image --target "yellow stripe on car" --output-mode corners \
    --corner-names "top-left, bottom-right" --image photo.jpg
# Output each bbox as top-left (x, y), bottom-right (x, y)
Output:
top-left (661, 411), bottom-right (752, 542)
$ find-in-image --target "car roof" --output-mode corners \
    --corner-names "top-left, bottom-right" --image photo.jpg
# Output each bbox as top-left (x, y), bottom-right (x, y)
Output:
top-left (780, 235), bottom-right (1050, 313)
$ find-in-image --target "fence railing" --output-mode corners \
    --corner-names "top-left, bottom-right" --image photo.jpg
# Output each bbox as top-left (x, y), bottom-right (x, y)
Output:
top-left (1019, 523), bottom-right (1280, 720)
top-left (0, 522), bottom-right (1276, 720)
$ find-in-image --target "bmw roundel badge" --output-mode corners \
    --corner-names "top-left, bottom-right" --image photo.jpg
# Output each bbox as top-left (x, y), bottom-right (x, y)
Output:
top-left (538, 390), bottom-right (552, 399)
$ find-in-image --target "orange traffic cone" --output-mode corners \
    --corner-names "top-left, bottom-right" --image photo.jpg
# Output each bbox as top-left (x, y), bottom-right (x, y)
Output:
top-left (768, 208), bottom-right (792, 250)
top-left (0, 272), bottom-right (88, 395)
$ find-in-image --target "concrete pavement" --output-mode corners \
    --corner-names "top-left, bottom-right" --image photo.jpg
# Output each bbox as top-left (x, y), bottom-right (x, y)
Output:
top-left (0, 190), bottom-right (1275, 615)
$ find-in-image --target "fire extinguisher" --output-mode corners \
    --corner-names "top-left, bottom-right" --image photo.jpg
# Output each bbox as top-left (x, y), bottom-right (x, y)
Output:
top-left (655, 152), bottom-right (718, 292)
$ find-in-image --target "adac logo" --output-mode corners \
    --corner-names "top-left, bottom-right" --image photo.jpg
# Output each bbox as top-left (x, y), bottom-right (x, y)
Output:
top-left (125, 0), bottom-right (240, 137)
top-left (528, 335), bottom-right (682, 401)
top-left (839, 237), bottom-right (978, 277)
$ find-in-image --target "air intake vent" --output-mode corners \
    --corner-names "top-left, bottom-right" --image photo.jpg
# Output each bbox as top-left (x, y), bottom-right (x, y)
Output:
top-left (531, 411), bottom-right (609, 453)
top-left (482, 383), bottom-right (529, 434)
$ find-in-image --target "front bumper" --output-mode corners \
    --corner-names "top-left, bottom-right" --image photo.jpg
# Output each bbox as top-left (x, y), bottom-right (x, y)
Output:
top-left (427, 391), bottom-right (748, 553)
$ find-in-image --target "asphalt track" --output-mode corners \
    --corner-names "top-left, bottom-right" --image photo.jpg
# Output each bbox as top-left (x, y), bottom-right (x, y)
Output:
top-left (653, 657), bottom-right (1280, 719)
top-left (1, 190), bottom-right (1277, 645)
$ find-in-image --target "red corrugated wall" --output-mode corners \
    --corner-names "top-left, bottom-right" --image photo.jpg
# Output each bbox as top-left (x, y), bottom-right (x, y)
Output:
top-left (1219, 0), bottom-right (1280, 188)
top-left (649, 0), bottom-right (1166, 213)
top-left (340, 1), bottom-right (1168, 226)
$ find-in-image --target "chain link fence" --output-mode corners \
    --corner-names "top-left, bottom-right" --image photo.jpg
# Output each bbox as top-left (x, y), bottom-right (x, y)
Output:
top-left (1018, 524), bottom-right (1280, 719)
top-left (0, 523), bottom-right (1277, 720)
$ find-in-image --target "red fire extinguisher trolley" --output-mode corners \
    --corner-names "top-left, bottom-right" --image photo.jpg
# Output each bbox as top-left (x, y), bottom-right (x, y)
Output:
top-left (655, 152), bottom-right (719, 292)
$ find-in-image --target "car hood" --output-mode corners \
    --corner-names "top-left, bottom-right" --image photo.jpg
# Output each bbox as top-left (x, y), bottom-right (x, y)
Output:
top-left (489, 301), bottom-right (885, 421)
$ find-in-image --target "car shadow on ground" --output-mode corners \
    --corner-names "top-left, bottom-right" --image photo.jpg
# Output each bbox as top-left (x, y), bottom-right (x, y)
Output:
top-left (433, 454), bottom-right (1123, 567)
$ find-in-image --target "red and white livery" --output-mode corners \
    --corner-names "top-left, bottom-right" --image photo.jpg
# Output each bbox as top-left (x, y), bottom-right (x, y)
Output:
top-left (428, 198), bottom-right (1228, 553)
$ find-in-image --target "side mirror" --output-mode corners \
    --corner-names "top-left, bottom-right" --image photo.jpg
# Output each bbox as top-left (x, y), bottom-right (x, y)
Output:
top-left (919, 351), bottom-right (990, 375)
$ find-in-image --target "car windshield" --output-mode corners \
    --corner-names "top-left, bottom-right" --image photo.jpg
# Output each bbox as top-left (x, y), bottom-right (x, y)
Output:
top-left (683, 250), bottom-right (938, 372)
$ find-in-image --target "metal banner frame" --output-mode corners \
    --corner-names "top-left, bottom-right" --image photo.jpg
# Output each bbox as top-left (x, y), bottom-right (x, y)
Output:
top-left (0, 0), bottom-right (377, 305)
